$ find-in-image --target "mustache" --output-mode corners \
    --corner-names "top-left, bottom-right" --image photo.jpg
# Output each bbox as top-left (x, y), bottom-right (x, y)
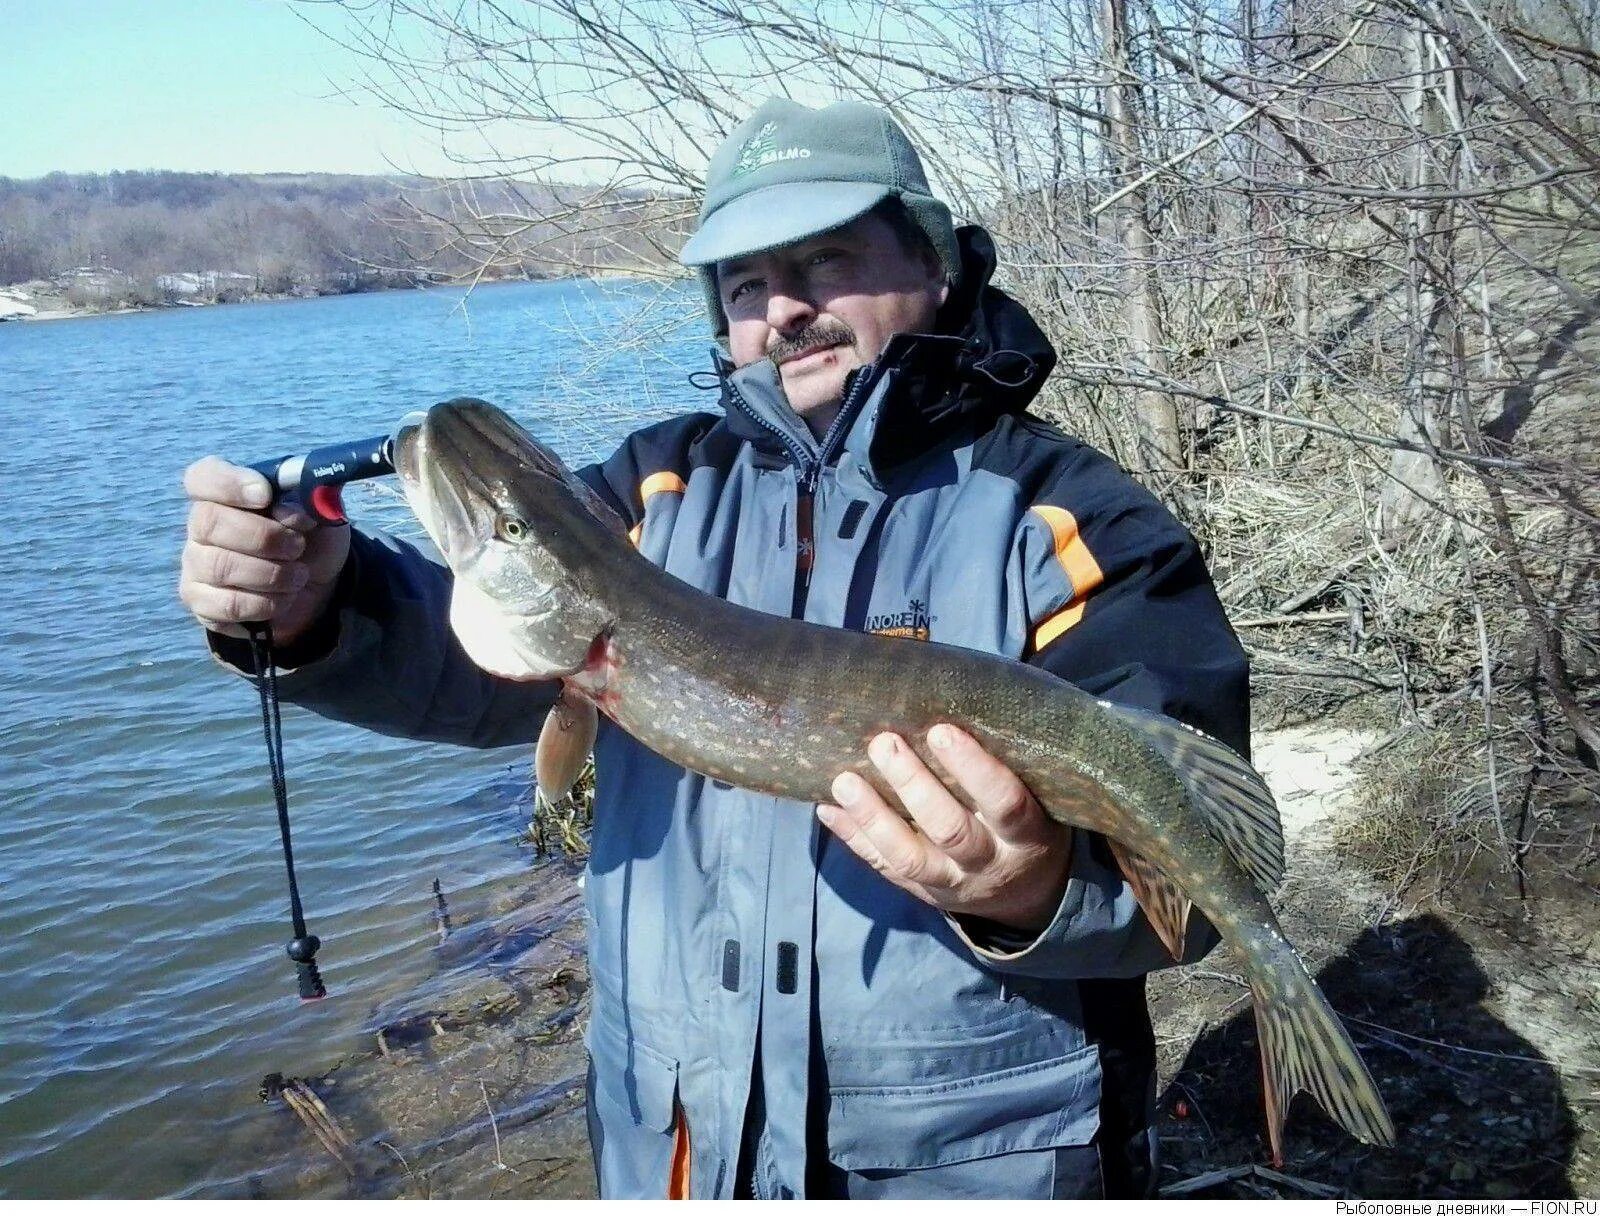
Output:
top-left (768, 320), bottom-right (856, 365)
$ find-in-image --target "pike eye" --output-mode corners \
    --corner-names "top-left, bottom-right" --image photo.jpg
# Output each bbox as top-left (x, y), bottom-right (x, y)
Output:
top-left (495, 513), bottom-right (529, 542)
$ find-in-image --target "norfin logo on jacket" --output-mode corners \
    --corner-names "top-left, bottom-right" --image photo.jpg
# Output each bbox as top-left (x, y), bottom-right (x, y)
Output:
top-left (732, 123), bottom-right (812, 177)
top-left (867, 599), bottom-right (932, 641)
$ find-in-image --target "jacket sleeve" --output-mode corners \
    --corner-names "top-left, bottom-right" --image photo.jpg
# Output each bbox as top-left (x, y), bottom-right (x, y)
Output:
top-left (205, 451), bottom-right (649, 750)
top-left (947, 433), bottom-right (1250, 979)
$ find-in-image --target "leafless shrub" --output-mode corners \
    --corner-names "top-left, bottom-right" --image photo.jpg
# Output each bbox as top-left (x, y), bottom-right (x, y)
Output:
top-left (308, 0), bottom-right (1600, 895)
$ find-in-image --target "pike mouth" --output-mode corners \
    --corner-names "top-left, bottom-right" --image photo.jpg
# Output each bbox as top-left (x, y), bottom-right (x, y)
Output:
top-left (393, 408), bottom-right (494, 569)
top-left (395, 398), bottom-right (577, 571)
top-left (393, 415), bottom-right (423, 486)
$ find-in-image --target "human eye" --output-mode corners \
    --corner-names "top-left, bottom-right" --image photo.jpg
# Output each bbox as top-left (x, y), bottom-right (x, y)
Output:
top-left (726, 276), bottom-right (762, 304)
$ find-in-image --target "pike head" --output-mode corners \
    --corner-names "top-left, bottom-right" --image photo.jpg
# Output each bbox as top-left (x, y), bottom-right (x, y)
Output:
top-left (393, 398), bottom-right (623, 681)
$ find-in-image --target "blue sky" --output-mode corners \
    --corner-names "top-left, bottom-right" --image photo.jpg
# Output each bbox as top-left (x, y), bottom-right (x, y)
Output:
top-left (1, 1), bottom-right (461, 178)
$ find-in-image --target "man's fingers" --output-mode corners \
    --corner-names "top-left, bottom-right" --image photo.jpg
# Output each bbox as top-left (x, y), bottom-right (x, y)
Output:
top-left (927, 724), bottom-right (1049, 845)
top-left (819, 733), bottom-right (1077, 931)
top-left (184, 456), bottom-right (274, 511)
top-left (179, 458), bottom-right (348, 646)
top-left (180, 580), bottom-right (295, 629)
top-left (826, 770), bottom-right (961, 889)
top-left (183, 543), bottom-right (310, 596)
top-left (183, 456), bottom-right (325, 538)
top-left (188, 500), bottom-right (308, 561)
top-left (816, 801), bottom-right (936, 904)
top-left (866, 732), bottom-right (995, 869)
top-left (271, 502), bottom-right (322, 535)
top-left (816, 801), bottom-right (892, 872)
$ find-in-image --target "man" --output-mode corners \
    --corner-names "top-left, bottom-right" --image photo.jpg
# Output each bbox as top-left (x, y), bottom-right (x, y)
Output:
top-left (181, 99), bottom-right (1249, 1198)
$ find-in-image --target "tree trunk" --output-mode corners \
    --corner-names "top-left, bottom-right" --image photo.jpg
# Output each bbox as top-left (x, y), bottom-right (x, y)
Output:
top-left (1379, 18), bottom-right (1455, 538)
top-left (1100, 0), bottom-right (1184, 479)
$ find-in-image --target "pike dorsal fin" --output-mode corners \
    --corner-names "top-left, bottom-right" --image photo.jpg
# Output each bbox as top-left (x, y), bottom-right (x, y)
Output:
top-left (1106, 839), bottom-right (1191, 961)
top-left (1102, 701), bottom-right (1286, 895)
top-left (535, 685), bottom-right (598, 802)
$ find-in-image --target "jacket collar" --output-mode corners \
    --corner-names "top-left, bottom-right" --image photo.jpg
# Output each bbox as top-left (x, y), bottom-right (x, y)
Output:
top-left (712, 226), bottom-right (1057, 480)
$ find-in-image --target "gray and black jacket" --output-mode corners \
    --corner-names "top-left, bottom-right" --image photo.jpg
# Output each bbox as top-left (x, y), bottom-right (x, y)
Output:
top-left (225, 227), bottom-right (1249, 1197)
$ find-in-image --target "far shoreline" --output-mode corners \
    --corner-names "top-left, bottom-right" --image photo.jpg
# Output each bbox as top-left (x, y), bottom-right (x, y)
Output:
top-left (0, 272), bottom-right (666, 325)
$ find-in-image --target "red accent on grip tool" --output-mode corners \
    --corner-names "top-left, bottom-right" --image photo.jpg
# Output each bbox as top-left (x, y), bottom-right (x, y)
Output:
top-left (307, 484), bottom-right (347, 525)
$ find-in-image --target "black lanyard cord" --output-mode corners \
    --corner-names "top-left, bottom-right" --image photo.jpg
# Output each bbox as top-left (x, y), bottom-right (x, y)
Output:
top-left (245, 621), bottom-right (327, 1001)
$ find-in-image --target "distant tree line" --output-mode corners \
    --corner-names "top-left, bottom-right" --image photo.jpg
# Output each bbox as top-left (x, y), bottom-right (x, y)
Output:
top-left (0, 170), bottom-right (681, 293)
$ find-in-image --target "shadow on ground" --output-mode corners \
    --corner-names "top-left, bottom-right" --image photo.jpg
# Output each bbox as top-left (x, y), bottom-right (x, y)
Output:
top-left (1157, 913), bottom-right (1582, 1198)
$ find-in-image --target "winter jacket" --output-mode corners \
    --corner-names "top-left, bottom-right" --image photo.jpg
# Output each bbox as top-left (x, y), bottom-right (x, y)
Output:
top-left (214, 227), bottom-right (1249, 1198)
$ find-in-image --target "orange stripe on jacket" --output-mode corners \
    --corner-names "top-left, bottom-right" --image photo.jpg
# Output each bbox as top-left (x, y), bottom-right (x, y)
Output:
top-left (1029, 504), bottom-right (1104, 651)
top-left (631, 471), bottom-right (688, 547)
top-left (639, 471), bottom-right (687, 503)
top-left (668, 1101), bottom-right (691, 1198)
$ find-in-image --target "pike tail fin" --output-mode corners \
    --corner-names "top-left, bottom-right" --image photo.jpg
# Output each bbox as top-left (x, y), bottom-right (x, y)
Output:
top-left (1252, 947), bottom-right (1395, 1165)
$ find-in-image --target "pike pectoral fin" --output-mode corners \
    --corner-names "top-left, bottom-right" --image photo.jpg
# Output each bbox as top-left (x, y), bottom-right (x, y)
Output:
top-left (535, 685), bottom-right (598, 801)
top-left (1251, 963), bottom-right (1396, 1166)
top-left (1107, 839), bottom-right (1191, 961)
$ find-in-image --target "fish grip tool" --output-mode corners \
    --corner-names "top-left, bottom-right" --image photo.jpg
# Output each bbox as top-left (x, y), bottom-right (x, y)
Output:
top-left (240, 416), bottom-right (424, 1000)
top-left (246, 431), bottom-right (403, 526)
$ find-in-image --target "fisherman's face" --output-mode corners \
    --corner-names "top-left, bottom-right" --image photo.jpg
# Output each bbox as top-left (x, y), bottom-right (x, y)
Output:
top-left (718, 210), bottom-right (949, 431)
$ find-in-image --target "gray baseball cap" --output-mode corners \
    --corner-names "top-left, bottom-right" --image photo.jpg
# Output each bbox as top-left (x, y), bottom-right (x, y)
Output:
top-left (681, 99), bottom-right (960, 328)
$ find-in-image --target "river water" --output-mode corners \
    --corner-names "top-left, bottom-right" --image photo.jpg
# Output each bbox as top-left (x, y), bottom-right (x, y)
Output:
top-left (0, 280), bottom-right (704, 1197)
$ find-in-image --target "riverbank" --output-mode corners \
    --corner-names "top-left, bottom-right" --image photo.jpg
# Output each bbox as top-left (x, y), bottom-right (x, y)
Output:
top-left (0, 275), bottom-right (533, 324)
top-left (210, 838), bottom-right (596, 1200)
top-left (0, 263), bottom-right (678, 325)
top-left (1151, 726), bottom-right (1598, 1199)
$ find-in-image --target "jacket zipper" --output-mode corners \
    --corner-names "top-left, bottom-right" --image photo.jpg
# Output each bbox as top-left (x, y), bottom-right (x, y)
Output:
top-left (724, 379), bottom-right (811, 470)
top-left (725, 372), bottom-right (874, 618)
top-left (793, 373), bottom-right (874, 616)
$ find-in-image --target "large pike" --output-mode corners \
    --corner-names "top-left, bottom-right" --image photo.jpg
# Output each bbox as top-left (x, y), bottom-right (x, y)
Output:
top-left (393, 398), bottom-right (1395, 1163)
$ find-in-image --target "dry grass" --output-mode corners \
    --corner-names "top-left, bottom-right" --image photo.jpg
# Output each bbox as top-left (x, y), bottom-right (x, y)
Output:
top-left (1337, 729), bottom-right (1498, 891)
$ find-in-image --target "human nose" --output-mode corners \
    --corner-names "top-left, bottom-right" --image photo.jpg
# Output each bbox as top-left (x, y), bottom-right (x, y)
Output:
top-left (765, 268), bottom-right (816, 333)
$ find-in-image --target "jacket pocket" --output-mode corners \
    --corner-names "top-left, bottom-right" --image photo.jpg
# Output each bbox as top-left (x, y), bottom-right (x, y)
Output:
top-left (587, 1024), bottom-right (680, 1133)
top-left (826, 1042), bottom-right (1101, 1171)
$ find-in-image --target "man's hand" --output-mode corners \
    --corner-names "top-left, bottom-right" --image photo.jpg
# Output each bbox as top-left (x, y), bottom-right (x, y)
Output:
top-left (178, 457), bottom-right (351, 644)
top-left (817, 724), bottom-right (1074, 934)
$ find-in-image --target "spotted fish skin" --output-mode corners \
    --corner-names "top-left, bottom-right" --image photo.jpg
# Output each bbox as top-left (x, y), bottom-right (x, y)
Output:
top-left (394, 398), bottom-right (1395, 1163)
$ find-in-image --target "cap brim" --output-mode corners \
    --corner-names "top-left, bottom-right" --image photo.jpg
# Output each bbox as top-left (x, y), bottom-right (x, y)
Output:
top-left (679, 180), bottom-right (891, 267)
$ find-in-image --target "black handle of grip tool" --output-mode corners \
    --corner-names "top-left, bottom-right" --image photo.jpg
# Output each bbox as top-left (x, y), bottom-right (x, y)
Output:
top-left (247, 432), bottom-right (397, 524)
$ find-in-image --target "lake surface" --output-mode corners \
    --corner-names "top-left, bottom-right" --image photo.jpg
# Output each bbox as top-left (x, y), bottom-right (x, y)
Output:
top-left (0, 280), bottom-right (706, 1197)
